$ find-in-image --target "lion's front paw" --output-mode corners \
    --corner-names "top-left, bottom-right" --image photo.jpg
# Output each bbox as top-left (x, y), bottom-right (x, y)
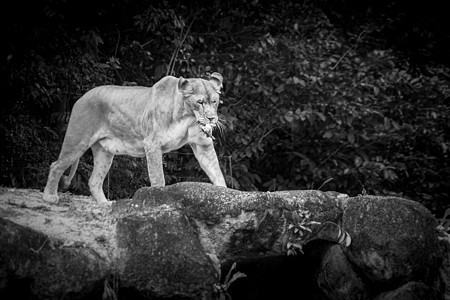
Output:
top-left (43, 193), bottom-right (59, 204)
top-left (97, 200), bottom-right (112, 207)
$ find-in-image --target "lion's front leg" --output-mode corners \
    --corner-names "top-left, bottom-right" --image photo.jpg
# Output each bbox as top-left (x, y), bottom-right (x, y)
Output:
top-left (190, 142), bottom-right (226, 187)
top-left (144, 141), bottom-right (165, 186)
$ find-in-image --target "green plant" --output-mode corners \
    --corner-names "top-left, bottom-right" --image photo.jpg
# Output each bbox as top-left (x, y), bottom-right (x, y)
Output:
top-left (209, 254), bottom-right (247, 300)
top-left (436, 208), bottom-right (450, 245)
top-left (286, 210), bottom-right (351, 255)
top-left (102, 274), bottom-right (119, 300)
top-left (286, 210), bottom-right (321, 255)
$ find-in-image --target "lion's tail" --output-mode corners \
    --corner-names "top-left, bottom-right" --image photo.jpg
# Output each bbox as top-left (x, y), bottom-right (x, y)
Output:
top-left (59, 158), bottom-right (80, 190)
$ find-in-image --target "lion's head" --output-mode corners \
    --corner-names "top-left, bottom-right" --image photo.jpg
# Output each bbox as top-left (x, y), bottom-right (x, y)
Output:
top-left (178, 73), bottom-right (223, 139)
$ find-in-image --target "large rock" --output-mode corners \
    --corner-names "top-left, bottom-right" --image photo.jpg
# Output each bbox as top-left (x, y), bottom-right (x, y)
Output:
top-left (0, 184), bottom-right (347, 299)
top-left (0, 189), bottom-right (114, 299)
top-left (373, 281), bottom-right (442, 300)
top-left (145, 184), bottom-right (347, 264)
top-left (0, 184), bottom-right (445, 299)
top-left (342, 196), bottom-right (442, 286)
top-left (114, 198), bottom-right (217, 299)
top-left (316, 244), bottom-right (369, 300)
top-left (0, 218), bottom-right (109, 299)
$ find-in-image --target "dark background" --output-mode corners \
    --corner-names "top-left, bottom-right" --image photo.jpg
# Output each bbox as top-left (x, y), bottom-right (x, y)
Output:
top-left (1, 0), bottom-right (449, 214)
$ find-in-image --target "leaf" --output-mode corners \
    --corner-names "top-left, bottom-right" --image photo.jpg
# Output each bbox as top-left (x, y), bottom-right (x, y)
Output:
top-left (292, 211), bottom-right (300, 223)
top-left (317, 178), bottom-right (334, 190)
top-left (275, 84), bottom-right (285, 93)
top-left (443, 220), bottom-right (450, 231)
top-left (392, 121), bottom-right (400, 130)
top-left (284, 111), bottom-right (294, 123)
top-left (224, 262), bottom-right (236, 285)
top-left (270, 95), bottom-right (278, 103)
top-left (292, 76), bottom-right (306, 87)
top-left (315, 111), bottom-right (326, 121)
top-left (373, 86), bottom-right (380, 95)
top-left (291, 243), bottom-right (303, 249)
top-left (300, 226), bottom-right (312, 233)
top-left (438, 233), bottom-right (450, 243)
top-left (234, 74), bottom-right (242, 86)
top-left (438, 208), bottom-right (450, 229)
top-left (207, 253), bottom-right (221, 277)
top-left (306, 221), bottom-right (321, 226)
top-left (323, 131), bottom-right (333, 139)
top-left (96, 63), bottom-right (110, 69)
top-left (347, 132), bottom-right (355, 144)
top-left (226, 272), bottom-right (247, 288)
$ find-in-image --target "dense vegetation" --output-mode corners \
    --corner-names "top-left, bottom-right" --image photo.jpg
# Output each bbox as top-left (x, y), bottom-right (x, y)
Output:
top-left (1, 0), bottom-right (449, 213)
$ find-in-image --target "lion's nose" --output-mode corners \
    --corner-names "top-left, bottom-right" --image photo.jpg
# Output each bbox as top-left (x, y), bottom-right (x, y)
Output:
top-left (207, 116), bottom-right (216, 123)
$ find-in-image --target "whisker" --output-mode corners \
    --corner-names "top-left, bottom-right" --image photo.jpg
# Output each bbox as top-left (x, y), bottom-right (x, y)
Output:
top-left (218, 115), bottom-right (227, 123)
top-left (215, 119), bottom-right (226, 137)
top-left (217, 116), bottom-right (229, 128)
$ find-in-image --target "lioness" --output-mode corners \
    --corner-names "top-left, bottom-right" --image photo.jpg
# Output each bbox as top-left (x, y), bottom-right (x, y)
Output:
top-left (43, 73), bottom-right (227, 204)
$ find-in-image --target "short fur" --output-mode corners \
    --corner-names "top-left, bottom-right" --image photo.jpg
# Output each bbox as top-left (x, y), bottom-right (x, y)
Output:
top-left (43, 75), bottom-right (226, 204)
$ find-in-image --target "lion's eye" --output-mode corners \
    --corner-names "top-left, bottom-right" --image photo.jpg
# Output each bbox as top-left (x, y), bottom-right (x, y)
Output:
top-left (197, 100), bottom-right (204, 105)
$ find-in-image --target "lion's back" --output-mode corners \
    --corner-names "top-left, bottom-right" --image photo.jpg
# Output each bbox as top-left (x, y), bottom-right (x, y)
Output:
top-left (75, 77), bottom-right (178, 110)
top-left (80, 85), bottom-right (149, 105)
top-left (66, 77), bottom-right (180, 137)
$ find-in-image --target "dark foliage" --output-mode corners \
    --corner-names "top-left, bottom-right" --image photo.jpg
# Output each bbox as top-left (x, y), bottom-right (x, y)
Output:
top-left (1, 0), bottom-right (449, 212)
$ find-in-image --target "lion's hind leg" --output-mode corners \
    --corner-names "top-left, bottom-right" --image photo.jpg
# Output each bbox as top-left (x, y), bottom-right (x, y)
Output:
top-left (43, 133), bottom-right (92, 204)
top-left (89, 142), bottom-right (114, 205)
top-left (43, 160), bottom-right (65, 203)
top-left (59, 158), bottom-right (80, 190)
top-left (43, 156), bottom-right (81, 204)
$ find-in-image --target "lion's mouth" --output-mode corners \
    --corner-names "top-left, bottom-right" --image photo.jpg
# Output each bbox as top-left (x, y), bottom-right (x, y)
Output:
top-left (197, 121), bottom-right (216, 140)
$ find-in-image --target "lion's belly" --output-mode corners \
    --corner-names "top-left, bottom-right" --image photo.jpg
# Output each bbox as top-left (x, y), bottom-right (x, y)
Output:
top-left (98, 138), bottom-right (145, 157)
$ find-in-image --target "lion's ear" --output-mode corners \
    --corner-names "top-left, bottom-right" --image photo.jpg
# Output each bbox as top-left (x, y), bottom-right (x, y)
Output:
top-left (178, 77), bottom-right (193, 96)
top-left (210, 72), bottom-right (223, 92)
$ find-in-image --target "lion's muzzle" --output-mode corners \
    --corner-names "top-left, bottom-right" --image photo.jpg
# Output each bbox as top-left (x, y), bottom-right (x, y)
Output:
top-left (197, 117), bottom-right (217, 139)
